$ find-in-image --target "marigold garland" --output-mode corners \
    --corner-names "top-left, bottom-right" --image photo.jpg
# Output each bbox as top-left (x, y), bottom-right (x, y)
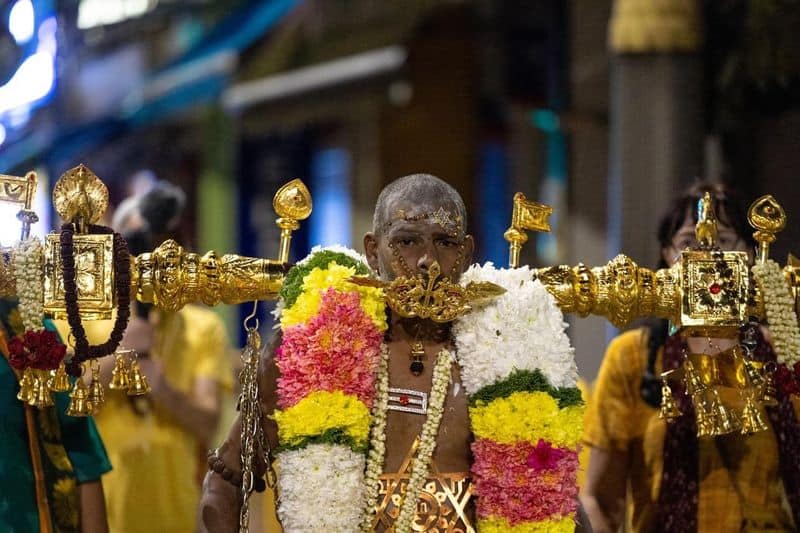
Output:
top-left (470, 391), bottom-right (584, 448)
top-left (273, 390), bottom-right (372, 451)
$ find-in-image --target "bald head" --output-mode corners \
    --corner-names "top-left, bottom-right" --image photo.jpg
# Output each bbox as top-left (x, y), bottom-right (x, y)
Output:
top-left (372, 174), bottom-right (467, 237)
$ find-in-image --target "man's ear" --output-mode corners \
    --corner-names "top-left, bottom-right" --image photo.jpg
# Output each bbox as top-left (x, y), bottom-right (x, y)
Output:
top-left (364, 232), bottom-right (380, 272)
top-left (463, 234), bottom-right (475, 269)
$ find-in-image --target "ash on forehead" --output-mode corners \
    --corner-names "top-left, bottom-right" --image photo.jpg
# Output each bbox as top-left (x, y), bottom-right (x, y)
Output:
top-left (373, 174), bottom-right (467, 235)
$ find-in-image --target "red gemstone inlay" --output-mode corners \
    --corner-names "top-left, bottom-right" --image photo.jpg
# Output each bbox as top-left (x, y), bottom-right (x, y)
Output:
top-left (399, 395), bottom-right (410, 405)
top-left (709, 283), bottom-right (722, 295)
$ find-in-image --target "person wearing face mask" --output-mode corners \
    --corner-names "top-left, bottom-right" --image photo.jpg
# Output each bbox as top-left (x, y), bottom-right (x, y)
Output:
top-left (580, 183), bottom-right (800, 532)
top-left (58, 181), bottom-right (233, 533)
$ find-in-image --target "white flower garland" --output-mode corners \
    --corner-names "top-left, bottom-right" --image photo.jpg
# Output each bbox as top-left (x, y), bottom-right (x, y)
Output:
top-left (454, 262), bottom-right (577, 392)
top-left (361, 343), bottom-right (390, 531)
top-left (753, 259), bottom-right (800, 368)
top-left (360, 347), bottom-right (453, 533)
top-left (276, 443), bottom-right (367, 532)
top-left (393, 349), bottom-right (452, 532)
top-left (13, 237), bottom-right (44, 332)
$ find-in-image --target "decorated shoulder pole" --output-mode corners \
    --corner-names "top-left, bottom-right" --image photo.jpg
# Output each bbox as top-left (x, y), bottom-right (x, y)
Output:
top-left (506, 190), bottom-right (800, 437)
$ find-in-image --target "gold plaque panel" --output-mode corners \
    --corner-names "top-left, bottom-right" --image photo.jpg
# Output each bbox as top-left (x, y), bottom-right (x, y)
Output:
top-left (43, 233), bottom-right (115, 320)
top-left (680, 251), bottom-right (750, 335)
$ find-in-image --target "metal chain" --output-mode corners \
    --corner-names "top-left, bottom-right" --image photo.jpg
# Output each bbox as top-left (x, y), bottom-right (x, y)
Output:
top-left (238, 304), bottom-right (262, 533)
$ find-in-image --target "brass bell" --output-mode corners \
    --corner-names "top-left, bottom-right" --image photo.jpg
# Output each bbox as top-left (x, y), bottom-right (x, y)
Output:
top-left (759, 372), bottom-right (779, 407)
top-left (109, 354), bottom-right (130, 390)
top-left (693, 395), bottom-right (716, 438)
top-left (66, 379), bottom-right (93, 417)
top-left (127, 360), bottom-right (151, 396)
top-left (16, 367), bottom-right (35, 403)
top-left (684, 361), bottom-right (707, 396)
top-left (740, 396), bottom-right (769, 435)
top-left (50, 362), bottom-right (71, 393)
top-left (88, 375), bottom-right (105, 413)
top-left (708, 390), bottom-right (741, 435)
top-left (659, 381), bottom-right (682, 420)
top-left (32, 372), bottom-right (55, 408)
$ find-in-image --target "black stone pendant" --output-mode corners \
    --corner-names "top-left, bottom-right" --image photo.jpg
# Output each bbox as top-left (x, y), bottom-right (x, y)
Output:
top-left (409, 341), bottom-right (425, 376)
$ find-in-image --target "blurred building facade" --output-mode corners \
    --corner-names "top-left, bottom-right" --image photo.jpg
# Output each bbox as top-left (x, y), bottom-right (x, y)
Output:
top-left (1, 0), bottom-right (800, 380)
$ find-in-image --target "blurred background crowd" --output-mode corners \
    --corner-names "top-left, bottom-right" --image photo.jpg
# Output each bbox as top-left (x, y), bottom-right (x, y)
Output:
top-left (2, 1), bottom-right (800, 531)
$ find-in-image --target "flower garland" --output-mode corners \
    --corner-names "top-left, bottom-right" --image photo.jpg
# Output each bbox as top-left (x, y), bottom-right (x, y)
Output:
top-left (8, 237), bottom-right (65, 372)
top-left (273, 249), bottom-right (386, 532)
top-left (13, 237), bottom-right (44, 332)
top-left (361, 343), bottom-right (390, 531)
top-left (393, 349), bottom-right (452, 532)
top-left (273, 253), bottom-right (582, 532)
top-left (454, 262), bottom-right (582, 531)
top-left (752, 259), bottom-right (800, 393)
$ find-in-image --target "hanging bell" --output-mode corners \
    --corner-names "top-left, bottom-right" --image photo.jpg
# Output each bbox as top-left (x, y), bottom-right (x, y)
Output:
top-left (683, 360), bottom-right (707, 396)
top-left (66, 379), bottom-right (93, 417)
top-left (32, 371), bottom-right (55, 408)
top-left (50, 362), bottom-right (71, 393)
top-left (658, 381), bottom-right (682, 420)
top-left (759, 377), bottom-right (779, 407)
top-left (109, 354), bottom-right (130, 390)
top-left (693, 394), bottom-right (716, 438)
top-left (127, 360), bottom-right (151, 396)
top-left (16, 367), bottom-right (35, 403)
top-left (708, 390), bottom-right (741, 435)
top-left (88, 375), bottom-right (105, 413)
top-left (740, 396), bottom-right (769, 435)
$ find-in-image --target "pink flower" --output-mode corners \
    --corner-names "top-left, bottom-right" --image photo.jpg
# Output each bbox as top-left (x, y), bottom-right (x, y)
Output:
top-left (276, 289), bottom-right (383, 408)
top-left (526, 439), bottom-right (569, 472)
top-left (471, 438), bottom-right (579, 524)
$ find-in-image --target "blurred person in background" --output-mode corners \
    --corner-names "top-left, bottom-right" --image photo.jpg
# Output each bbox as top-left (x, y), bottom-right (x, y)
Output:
top-left (580, 183), bottom-right (800, 532)
top-left (58, 180), bottom-right (232, 533)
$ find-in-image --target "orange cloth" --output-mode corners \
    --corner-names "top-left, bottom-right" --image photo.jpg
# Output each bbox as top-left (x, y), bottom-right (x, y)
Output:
top-left (584, 328), bottom-right (797, 532)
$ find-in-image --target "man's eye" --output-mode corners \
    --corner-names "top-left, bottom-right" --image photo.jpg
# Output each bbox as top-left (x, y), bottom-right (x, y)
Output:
top-left (436, 239), bottom-right (458, 248)
top-left (396, 238), bottom-right (416, 247)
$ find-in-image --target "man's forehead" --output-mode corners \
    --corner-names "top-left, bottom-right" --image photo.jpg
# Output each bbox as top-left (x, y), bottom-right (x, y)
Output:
top-left (381, 200), bottom-right (463, 236)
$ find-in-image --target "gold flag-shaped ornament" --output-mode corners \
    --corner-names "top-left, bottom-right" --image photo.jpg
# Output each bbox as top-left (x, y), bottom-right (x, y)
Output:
top-left (511, 192), bottom-right (553, 233)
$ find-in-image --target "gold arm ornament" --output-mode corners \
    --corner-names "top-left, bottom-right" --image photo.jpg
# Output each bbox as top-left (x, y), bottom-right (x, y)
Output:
top-left (133, 178), bottom-right (311, 310)
top-left (37, 167), bottom-right (312, 317)
top-left (528, 192), bottom-right (792, 337)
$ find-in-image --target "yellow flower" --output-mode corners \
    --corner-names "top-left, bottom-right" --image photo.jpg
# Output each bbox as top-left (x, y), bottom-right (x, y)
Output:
top-left (469, 391), bottom-right (583, 448)
top-left (274, 391), bottom-right (372, 448)
top-left (281, 264), bottom-right (386, 330)
top-left (478, 516), bottom-right (576, 532)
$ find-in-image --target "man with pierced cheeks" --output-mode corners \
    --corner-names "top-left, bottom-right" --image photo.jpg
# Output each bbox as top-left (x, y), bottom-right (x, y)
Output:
top-left (198, 174), bottom-right (589, 531)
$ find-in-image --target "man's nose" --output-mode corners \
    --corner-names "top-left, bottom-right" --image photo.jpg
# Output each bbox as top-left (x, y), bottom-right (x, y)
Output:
top-left (416, 246), bottom-right (437, 272)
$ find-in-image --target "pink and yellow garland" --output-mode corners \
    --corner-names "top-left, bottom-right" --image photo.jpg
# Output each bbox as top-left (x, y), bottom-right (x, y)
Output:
top-left (455, 263), bottom-right (583, 532)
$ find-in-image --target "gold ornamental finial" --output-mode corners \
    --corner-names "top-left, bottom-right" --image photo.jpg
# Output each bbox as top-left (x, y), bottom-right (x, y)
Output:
top-left (504, 192), bottom-right (553, 268)
top-left (52, 164), bottom-right (109, 230)
top-left (748, 195), bottom-right (786, 264)
top-left (273, 179), bottom-right (312, 264)
top-left (695, 192), bottom-right (718, 248)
